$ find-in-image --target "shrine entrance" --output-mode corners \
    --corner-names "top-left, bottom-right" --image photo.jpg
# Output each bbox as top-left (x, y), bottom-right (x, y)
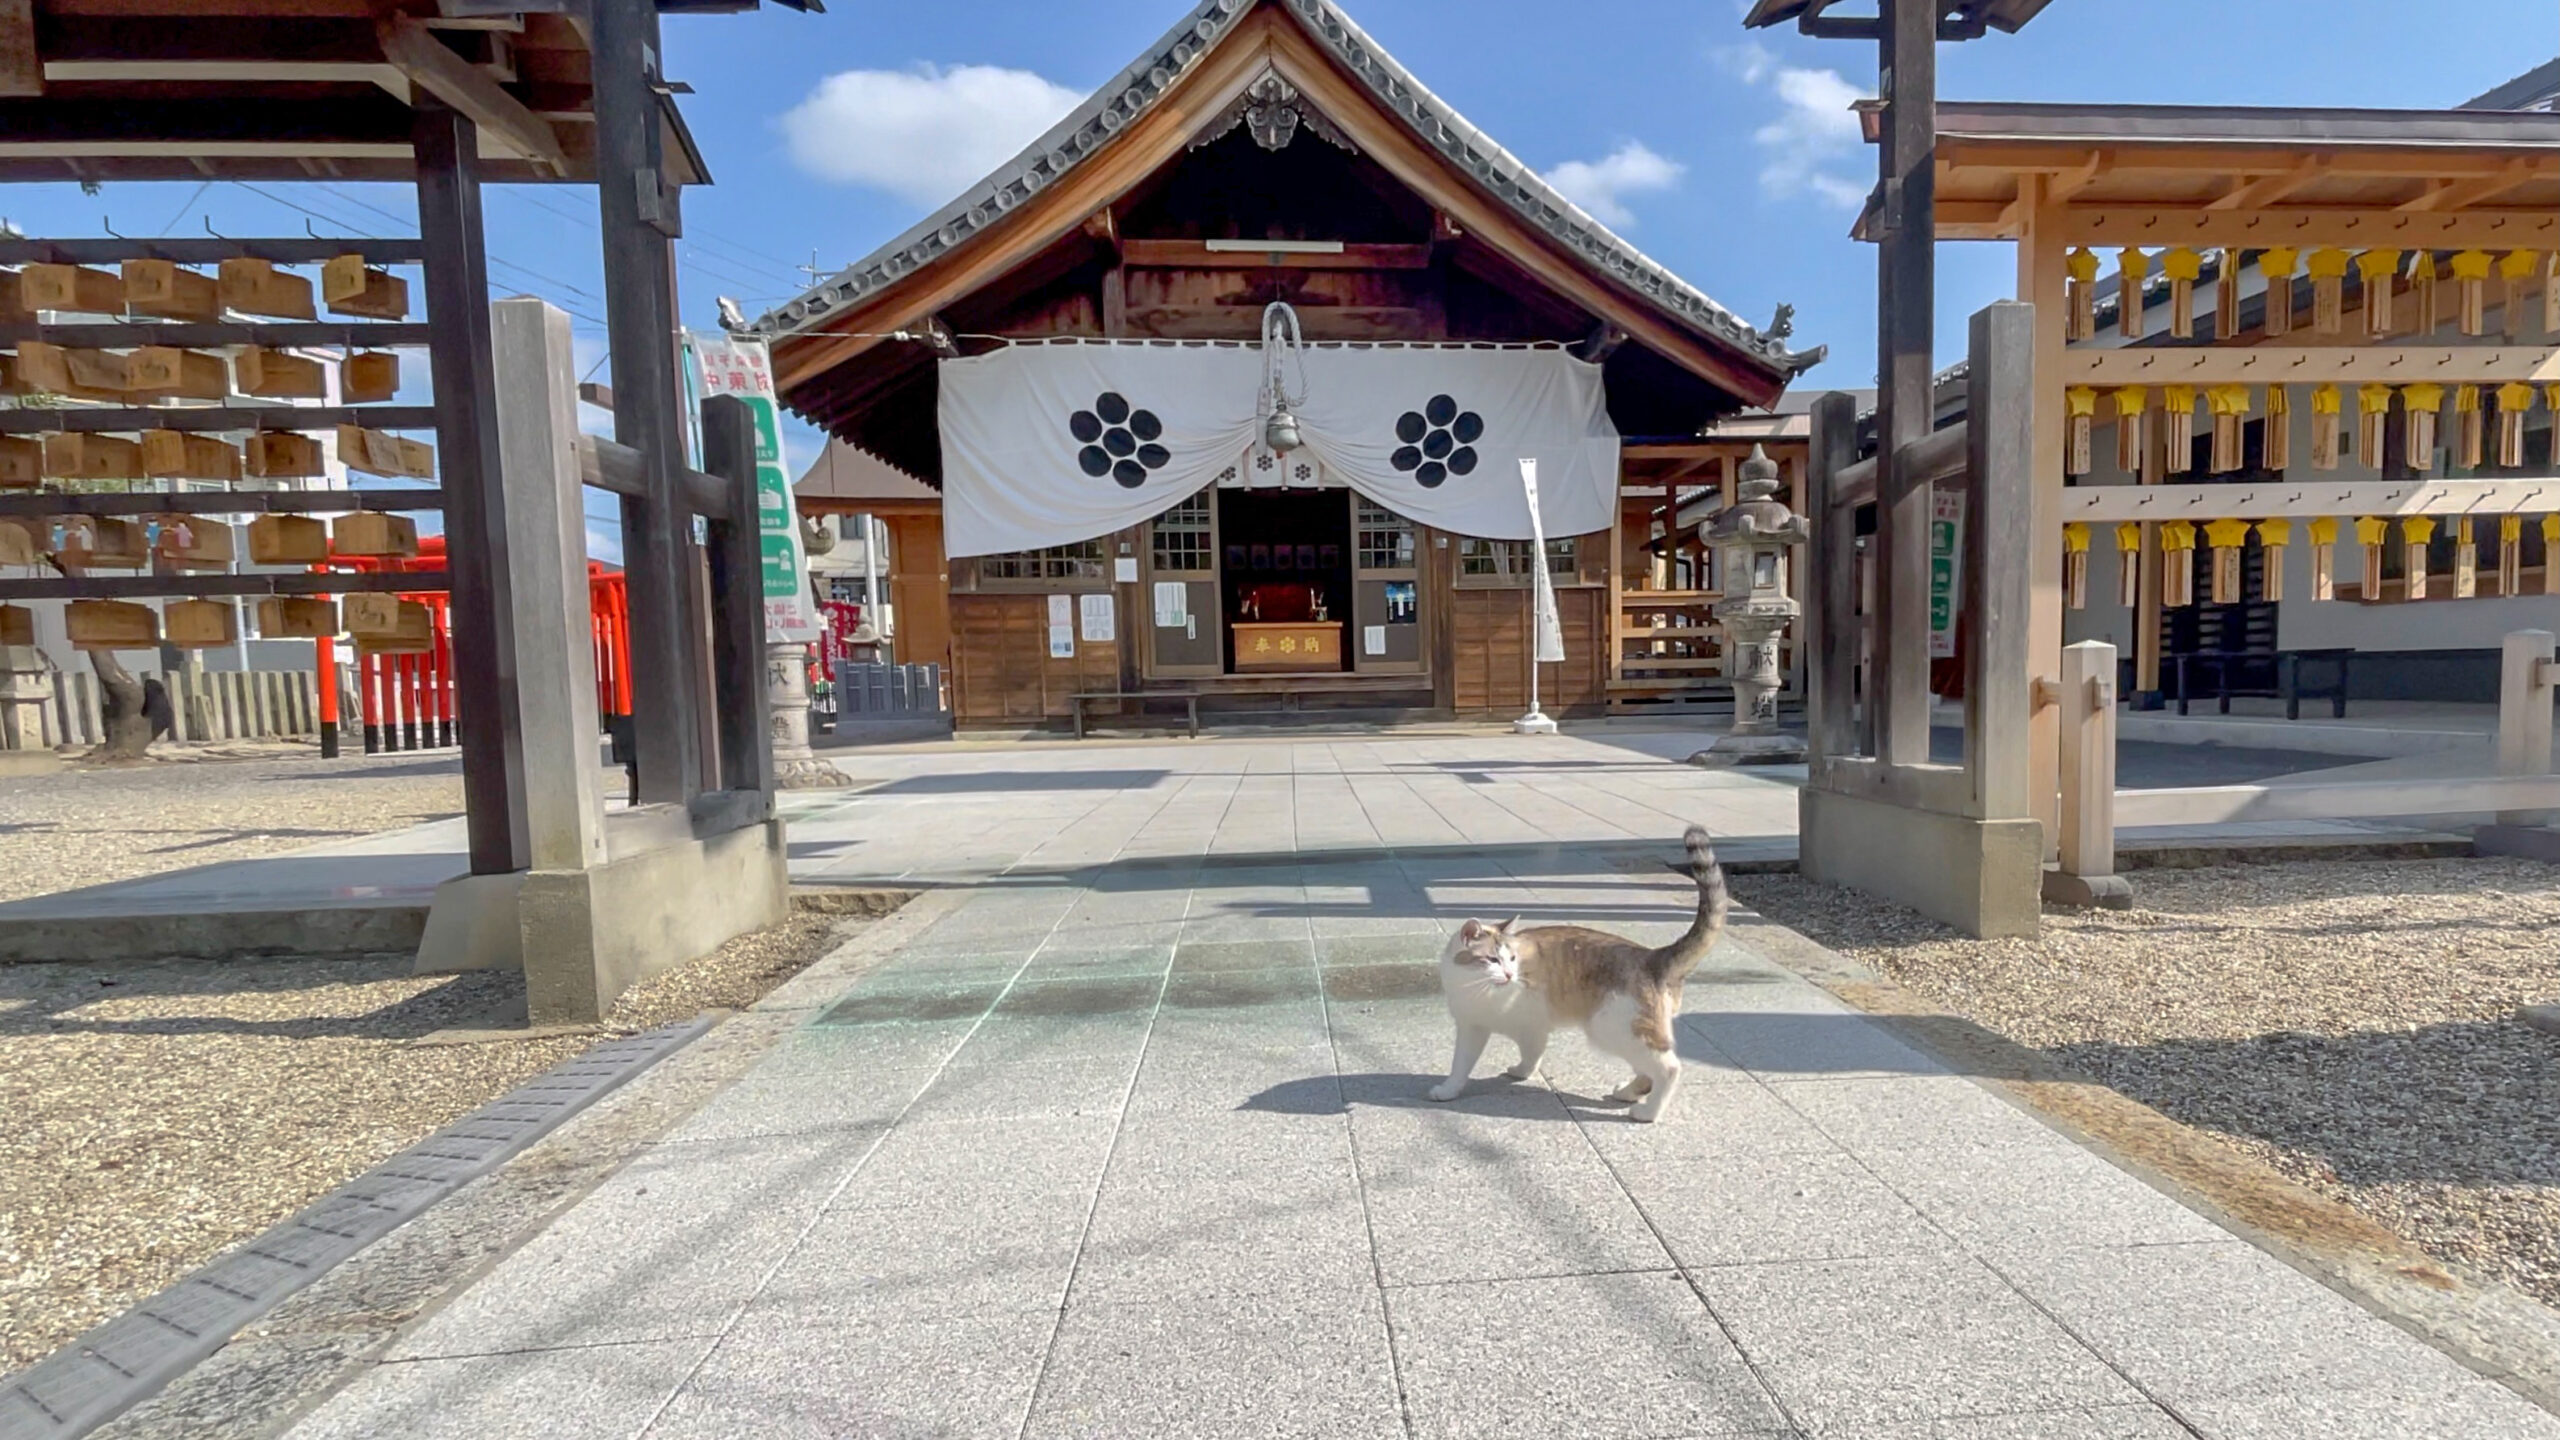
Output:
top-left (1218, 489), bottom-right (1354, 675)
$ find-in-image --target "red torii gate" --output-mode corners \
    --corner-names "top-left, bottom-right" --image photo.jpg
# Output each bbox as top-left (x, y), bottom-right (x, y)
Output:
top-left (319, 536), bottom-right (630, 757)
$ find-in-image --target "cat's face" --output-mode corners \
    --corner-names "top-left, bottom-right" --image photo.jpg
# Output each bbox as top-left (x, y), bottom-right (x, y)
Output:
top-left (1447, 919), bottom-right (1522, 987)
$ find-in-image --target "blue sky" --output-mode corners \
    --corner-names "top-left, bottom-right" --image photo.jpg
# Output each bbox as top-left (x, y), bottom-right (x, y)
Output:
top-left (0, 0), bottom-right (2549, 559)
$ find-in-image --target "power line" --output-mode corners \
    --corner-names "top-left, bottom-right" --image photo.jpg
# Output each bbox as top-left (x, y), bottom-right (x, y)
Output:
top-left (228, 182), bottom-right (611, 330)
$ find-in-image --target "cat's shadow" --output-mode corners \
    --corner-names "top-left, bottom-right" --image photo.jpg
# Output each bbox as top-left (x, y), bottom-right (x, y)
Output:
top-left (1241, 1072), bottom-right (1597, 1120)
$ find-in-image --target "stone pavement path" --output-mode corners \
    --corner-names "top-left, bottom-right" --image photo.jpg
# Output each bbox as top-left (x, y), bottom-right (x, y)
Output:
top-left (281, 851), bottom-right (2560, 1440)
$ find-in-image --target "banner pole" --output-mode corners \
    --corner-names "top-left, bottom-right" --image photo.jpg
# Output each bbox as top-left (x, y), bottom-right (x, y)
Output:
top-left (1515, 456), bottom-right (1560, 736)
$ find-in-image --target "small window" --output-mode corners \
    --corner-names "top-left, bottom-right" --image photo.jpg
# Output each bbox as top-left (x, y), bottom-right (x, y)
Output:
top-left (980, 539), bottom-right (1107, 583)
top-left (1457, 536), bottom-right (1578, 585)
top-left (1356, 501), bottom-right (1417, 571)
top-left (1150, 493), bottom-right (1212, 573)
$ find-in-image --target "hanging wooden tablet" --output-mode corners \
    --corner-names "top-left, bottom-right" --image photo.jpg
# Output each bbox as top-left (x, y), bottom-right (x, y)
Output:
top-left (0, 436), bottom-right (39, 488)
top-left (2355, 249), bottom-right (2400, 336)
top-left (245, 430), bottom-right (324, 479)
top-left (0, 603), bottom-right (29, 647)
top-left (163, 599), bottom-right (238, 649)
top-left (66, 601), bottom-right (159, 650)
top-left (127, 346), bottom-right (229, 401)
top-left (58, 515), bottom-right (145, 568)
top-left (2546, 253), bottom-right (2560, 336)
top-left (2453, 385), bottom-right (2483, 469)
top-left (2497, 382), bottom-right (2535, 466)
top-left (341, 351), bottom-right (399, 404)
top-left (236, 347), bottom-right (326, 399)
top-left (254, 597), bottom-right (337, 639)
top-left (215, 258), bottom-right (315, 320)
top-left (2401, 517), bottom-right (2435, 600)
top-left (141, 430), bottom-right (242, 482)
top-left (2498, 515), bottom-right (2524, 596)
top-left (2160, 248), bottom-right (2201, 338)
top-left (2307, 517), bottom-right (2338, 600)
top-left (2162, 385), bottom-right (2197, 474)
top-left (320, 255), bottom-right (409, 320)
top-left (2113, 387), bottom-right (2148, 473)
top-left (2206, 385), bottom-right (2249, 474)
top-left (20, 263), bottom-right (124, 314)
top-left (2543, 516), bottom-right (2559, 594)
top-left (15, 342), bottom-right (128, 399)
top-left (2115, 522), bottom-right (2142, 608)
top-left (2116, 248), bottom-right (2150, 339)
top-left (2353, 516), bottom-right (2389, 598)
top-left (121, 260), bottom-right (219, 322)
top-left (2400, 383), bottom-right (2442, 470)
top-left (2255, 519), bottom-right (2289, 602)
top-left (2309, 384), bottom-right (2343, 470)
top-left (2215, 248), bottom-right (2243, 340)
top-left (2160, 521), bottom-right (2196, 606)
top-left (2258, 248), bottom-right (2298, 337)
top-left (2407, 252), bottom-right (2439, 335)
top-left (246, 514), bottom-right (328, 565)
top-left (2262, 385), bottom-right (2291, 471)
top-left (154, 516), bottom-right (235, 570)
top-left (2501, 249), bottom-right (2540, 337)
top-left (2452, 517), bottom-right (2478, 599)
top-left (2063, 522), bottom-right (2090, 609)
top-left (0, 517), bottom-right (39, 563)
top-left (2064, 248), bottom-right (2100, 340)
top-left (2449, 251), bottom-right (2492, 336)
top-left (2550, 386), bottom-right (2560, 464)
top-left (2064, 387), bottom-right (2096, 475)
top-left (42, 432), bottom-right (142, 482)
top-left (2355, 384), bottom-right (2393, 470)
top-left (0, 269), bottom-right (25, 325)
top-left (2204, 518), bottom-right (2250, 603)
top-left (2307, 248), bottom-right (2350, 334)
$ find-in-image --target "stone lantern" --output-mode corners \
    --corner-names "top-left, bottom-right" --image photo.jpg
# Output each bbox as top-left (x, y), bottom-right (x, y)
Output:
top-left (1689, 444), bottom-right (1811, 767)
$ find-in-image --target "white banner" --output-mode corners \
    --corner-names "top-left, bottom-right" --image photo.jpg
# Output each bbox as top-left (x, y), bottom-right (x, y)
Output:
top-left (937, 342), bottom-right (1619, 557)
top-left (1520, 458), bottom-right (1565, 664)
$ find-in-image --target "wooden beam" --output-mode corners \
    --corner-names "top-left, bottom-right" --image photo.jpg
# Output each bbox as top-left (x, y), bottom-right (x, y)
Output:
top-left (1943, 141), bottom-right (2560, 181)
top-left (41, 58), bottom-right (408, 98)
top-left (0, 0), bottom-right (39, 98)
top-left (1118, 238), bottom-right (1433, 269)
top-left (2397, 160), bottom-right (2535, 213)
top-left (375, 13), bottom-right (564, 174)
top-left (2043, 207), bottom-right (2556, 249)
top-left (2204, 158), bottom-right (2321, 211)
top-left (2046, 149), bottom-right (2108, 203)
top-left (2058, 476), bottom-right (2559, 523)
top-left (2066, 344), bottom-right (2560, 386)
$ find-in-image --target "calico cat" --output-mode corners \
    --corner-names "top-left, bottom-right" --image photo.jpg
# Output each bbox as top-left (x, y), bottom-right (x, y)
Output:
top-left (1430, 826), bottom-right (1728, 1123)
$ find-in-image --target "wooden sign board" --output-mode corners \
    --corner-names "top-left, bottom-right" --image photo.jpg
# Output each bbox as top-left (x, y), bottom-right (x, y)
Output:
top-left (67, 600), bottom-right (159, 650)
top-left (122, 260), bottom-right (221, 322)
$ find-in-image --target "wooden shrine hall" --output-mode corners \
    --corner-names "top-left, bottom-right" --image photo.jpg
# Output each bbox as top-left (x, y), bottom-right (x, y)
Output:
top-left (744, 0), bottom-right (1824, 730)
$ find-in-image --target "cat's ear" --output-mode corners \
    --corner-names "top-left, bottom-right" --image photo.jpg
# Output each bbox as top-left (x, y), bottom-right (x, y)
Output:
top-left (1457, 919), bottom-right (1484, 940)
top-left (1500, 916), bottom-right (1522, 934)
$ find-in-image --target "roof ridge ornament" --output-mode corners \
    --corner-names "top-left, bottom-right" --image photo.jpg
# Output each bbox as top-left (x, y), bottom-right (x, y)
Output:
top-left (1192, 67), bottom-right (1358, 154)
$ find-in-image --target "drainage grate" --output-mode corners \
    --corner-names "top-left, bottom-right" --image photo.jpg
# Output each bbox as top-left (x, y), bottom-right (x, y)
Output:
top-left (0, 1017), bottom-right (714, 1440)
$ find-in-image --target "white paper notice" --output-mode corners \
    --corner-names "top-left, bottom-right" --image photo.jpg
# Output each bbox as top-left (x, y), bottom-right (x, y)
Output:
top-left (1079, 593), bottom-right (1115, 642)
top-left (1152, 581), bottom-right (1187, 628)
top-left (1047, 594), bottom-right (1072, 626)
top-left (1114, 556), bottom-right (1140, 583)
top-left (1048, 624), bottom-right (1074, 658)
top-left (1363, 624), bottom-right (1386, 656)
top-left (1185, 615), bottom-right (1197, 640)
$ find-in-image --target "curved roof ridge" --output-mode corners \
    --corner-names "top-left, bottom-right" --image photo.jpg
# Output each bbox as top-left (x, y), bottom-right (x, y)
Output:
top-left (741, 0), bottom-right (1818, 379)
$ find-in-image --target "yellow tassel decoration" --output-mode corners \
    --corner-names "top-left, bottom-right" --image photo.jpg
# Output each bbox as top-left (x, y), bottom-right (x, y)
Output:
top-left (2163, 384), bottom-right (2197, 474)
top-left (2161, 520), bottom-right (2197, 607)
top-left (2256, 518), bottom-right (2289, 603)
top-left (2308, 516), bottom-right (2339, 601)
top-left (2450, 250), bottom-right (2493, 336)
top-left (2206, 385), bottom-right (2250, 474)
top-left (2355, 383), bottom-right (2393, 470)
top-left (2307, 248), bottom-right (2350, 334)
top-left (2065, 248), bottom-right (2100, 341)
top-left (2204, 517), bottom-right (2251, 603)
top-left (2310, 383), bottom-right (2344, 470)
top-left (2501, 249), bottom-right (2540, 337)
top-left (2117, 248), bottom-right (2151, 339)
top-left (2063, 522), bottom-right (2090, 610)
top-left (2115, 521), bottom-right (2143, 608)
top-left (2161, 247), bottom-right (2202, 338)
top-left (2356, 249), bottom-right (2400, 336)
top-left (2497, 382), bottom-right (2535, 466)
top-left (2499, 514), bottom-right (2524, 596)
top-left (2263, 384), bottom-right (2291, 472)
top-left (2259, 247), bottom-right (2298, 337)
top-left (2402, 516), bottom-right (2435, 601)
top-left (2401, 382), bottom-right (2443, 470)
top-left (2353, 516), bottom-right (2390, 599)
top-left (2453, 384), bottom-right (2483, 469)
top-left (2453, 517), bottom-right (2477, 599)
top-left (2114, 386), bottom-right (2149, 474)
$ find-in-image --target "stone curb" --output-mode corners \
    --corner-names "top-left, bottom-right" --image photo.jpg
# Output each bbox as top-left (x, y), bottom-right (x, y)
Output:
top-left (1728, 912), bottom-right (2560, 1419)
top-left (80, 886), bottom-right (969, 1440)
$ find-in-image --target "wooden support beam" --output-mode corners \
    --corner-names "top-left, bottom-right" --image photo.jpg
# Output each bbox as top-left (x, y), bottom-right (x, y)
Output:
top-left (2204, 158), bottom-right (2321, 212)
top-left (0, 569), bottom-right (444, 600)
top-left (0, 489), bottom-right (442, 516)
top-left (375, 12), bottom-right (564, 174)
top-left (2059, 476), bottom-right (2559, 522)
top-left (2397, 161), bottom-right (2535, 213)
top-left (1938, 203), bottom-right (2557, 248)
top-left (2046, 149), bottom-right (2109, 203)
top-left (1116, 238), bottom-right (1431, 270)
top-left (2065, 344), bottom-right (2560, 386)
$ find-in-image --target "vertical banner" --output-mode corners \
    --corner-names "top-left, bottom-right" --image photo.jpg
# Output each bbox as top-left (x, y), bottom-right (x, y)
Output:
top-left (1928, 488), bottom-right (1964, 660)
top-left (686, 331), bottom-right (822, 643)
top-left (1519, 458), bottom-right (1566, 664)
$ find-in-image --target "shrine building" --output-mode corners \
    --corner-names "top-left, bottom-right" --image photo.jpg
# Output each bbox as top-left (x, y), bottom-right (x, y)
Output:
top-left (743, 0), bottom-right (1821, 729)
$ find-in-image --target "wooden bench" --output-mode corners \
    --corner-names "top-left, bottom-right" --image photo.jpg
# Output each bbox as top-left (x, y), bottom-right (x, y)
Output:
top-left (2167, 648), bottom-right (2352, 719)
top-left (1071, 690), bottom-right (1200, 739)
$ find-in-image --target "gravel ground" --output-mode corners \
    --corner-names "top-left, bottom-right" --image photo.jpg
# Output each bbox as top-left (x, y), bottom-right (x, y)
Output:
top-left (0, 892), bottom-right (899, 1372)
top-left (1734, 858), bottom-right (2560, 1307)
top-left (0, 749), bottom-right (466, 905)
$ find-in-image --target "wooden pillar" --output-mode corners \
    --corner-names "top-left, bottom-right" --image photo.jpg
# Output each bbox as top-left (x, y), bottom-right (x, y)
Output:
top-left (1871, 0), bottom-right (1937, 767)
top-left (1807, 391), bottom-right (1861, 762)
top-left (1964, 303), bottom-right (2033, 821)
top-left (2016, 177), bottom-right (2065, 851)
top-left (593, 0), bottom-right (704, 804)
top-left (415, 102), bottom-right (531, 875)
top-left (700, 396), bottom-right (775, 796)
top-left (2133, 390), bottom-right (2167, 706)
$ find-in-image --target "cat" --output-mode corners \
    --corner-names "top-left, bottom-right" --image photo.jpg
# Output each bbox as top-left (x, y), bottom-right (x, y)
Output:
top-left (1430, 825), bottom-right (1728, 1123)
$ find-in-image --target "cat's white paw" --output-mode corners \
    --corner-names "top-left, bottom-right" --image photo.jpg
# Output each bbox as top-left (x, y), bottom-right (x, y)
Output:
top-left (1499, 1064), bottom-right (1537, 1081)
top-left (1627, 1103), bottom-right (1666, 1124)
top-left (1608, 1076), bottom-right (1653, 1102)
top-left (1427, 1080), bottom-right (1466, 1102)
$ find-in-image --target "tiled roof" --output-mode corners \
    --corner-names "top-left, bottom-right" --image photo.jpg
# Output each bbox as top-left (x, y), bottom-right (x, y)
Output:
top-left (739, 0), bottom-right (1818, 379)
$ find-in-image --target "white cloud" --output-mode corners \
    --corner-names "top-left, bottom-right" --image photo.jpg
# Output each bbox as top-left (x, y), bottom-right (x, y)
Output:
top-left (1725, 52), bottom-right (1871, 210)
top-left (779, 64), bottom-right (1083, 208)
top-left (1541, 141), bottom-right (1685, 229)
top-left (585, 523), bottom-right (624, 566)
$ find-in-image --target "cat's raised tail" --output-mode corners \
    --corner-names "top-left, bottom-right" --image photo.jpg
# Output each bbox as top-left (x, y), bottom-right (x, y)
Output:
top-left (1648, 825), bottom-right (1729, 986)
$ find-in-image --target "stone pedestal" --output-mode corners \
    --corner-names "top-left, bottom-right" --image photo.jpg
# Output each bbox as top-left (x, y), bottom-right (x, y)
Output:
top-left (1689, 611), bottom-right (1805, 767)
top-left (767, 641), bottom-right (848, 788)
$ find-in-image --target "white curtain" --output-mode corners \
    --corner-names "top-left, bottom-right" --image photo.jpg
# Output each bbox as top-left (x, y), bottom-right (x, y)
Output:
top-left (937, 341), bottom-right (1618, 557)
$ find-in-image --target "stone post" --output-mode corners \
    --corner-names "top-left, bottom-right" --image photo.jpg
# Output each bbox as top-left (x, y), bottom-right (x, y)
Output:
top-left (1690, 445), bottom-right (1811, 767)
top-left (767, 640), bottom-right (846, 788)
